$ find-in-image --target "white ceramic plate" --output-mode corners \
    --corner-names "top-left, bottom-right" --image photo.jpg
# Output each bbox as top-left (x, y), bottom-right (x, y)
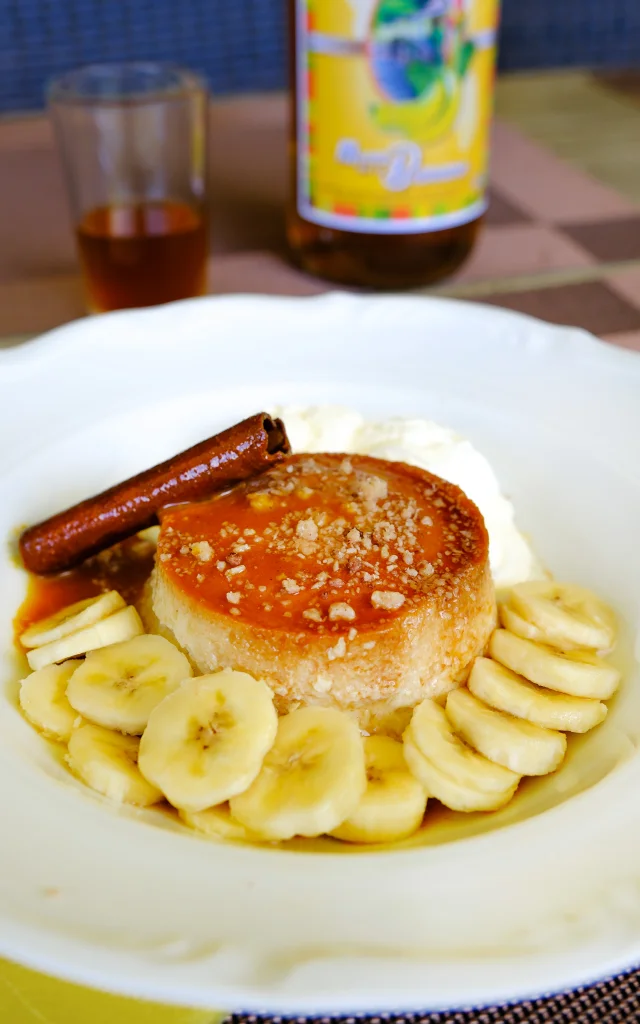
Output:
top-left (1, 293), bottom-right (639, 1015)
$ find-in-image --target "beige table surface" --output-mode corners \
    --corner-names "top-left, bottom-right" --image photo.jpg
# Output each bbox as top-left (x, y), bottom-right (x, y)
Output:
top-left (2, 73), bottom-right (640, 350)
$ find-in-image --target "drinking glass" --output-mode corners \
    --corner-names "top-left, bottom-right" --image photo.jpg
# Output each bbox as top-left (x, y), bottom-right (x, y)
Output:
top-left (49, 63), bottom-right (209, 313)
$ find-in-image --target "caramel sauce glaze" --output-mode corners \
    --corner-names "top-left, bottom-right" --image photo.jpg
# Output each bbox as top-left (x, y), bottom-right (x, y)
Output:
top-left (156, 453), bottom-right (487, 635)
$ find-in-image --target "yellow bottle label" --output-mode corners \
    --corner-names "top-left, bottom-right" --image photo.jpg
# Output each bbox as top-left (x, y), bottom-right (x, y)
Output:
top-left (296, 0), bottom-right (499, 233)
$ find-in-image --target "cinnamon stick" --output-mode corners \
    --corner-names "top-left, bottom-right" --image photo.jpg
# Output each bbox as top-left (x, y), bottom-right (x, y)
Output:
top-left (20, 412), bottom-right (290, 575)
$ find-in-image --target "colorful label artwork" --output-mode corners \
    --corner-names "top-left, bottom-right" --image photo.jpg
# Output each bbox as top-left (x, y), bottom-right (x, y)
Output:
top-left (296, 0), bottom-right (500, 233)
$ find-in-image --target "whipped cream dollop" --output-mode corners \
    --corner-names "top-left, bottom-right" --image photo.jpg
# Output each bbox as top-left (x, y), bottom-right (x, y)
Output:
top-left (274, 405), bottom-right (542, 589)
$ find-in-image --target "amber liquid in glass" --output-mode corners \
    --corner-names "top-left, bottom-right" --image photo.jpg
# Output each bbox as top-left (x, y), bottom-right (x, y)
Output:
top-left (76, 200), bottom-right (208, 312)
top-left (286, 1), bottom-right (481, 290)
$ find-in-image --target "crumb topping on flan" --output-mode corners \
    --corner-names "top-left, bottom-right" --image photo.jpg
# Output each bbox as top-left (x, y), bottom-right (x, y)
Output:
top-left (156, 454), bottom-right (487, 634)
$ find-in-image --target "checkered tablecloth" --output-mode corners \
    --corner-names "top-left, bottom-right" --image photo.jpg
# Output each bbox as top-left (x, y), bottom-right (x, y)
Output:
top-left (455, 122), bottom-right (640, 353)
top-left (1, 98), bottom-right (640, 354)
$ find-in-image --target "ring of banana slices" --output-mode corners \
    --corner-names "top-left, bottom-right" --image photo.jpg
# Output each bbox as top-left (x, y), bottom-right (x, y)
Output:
top-left (17, 579), bottom-right (621, 846)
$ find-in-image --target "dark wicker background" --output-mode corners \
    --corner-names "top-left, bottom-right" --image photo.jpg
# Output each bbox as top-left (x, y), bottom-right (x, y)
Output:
top-left (229, 967), bottom-right (640, 1023)
top-left (1, 0), bottom-right (640, 113)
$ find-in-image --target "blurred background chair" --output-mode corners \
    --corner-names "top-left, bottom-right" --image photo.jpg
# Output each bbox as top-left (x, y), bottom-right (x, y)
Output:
top-left (1, 0), bottom-right (639, 114)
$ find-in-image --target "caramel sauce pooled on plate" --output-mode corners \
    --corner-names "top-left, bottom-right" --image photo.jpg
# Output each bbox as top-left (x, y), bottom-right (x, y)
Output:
top-left (14, 535), bottom-right (156, 641)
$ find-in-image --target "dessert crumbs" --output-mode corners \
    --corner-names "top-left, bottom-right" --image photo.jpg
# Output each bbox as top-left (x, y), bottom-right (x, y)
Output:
top-left (157, 453), bottom-right (483, 632)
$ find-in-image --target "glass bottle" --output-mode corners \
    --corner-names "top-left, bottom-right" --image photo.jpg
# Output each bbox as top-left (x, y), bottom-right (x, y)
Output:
top-left (287, 0), bottom-right (499, 289)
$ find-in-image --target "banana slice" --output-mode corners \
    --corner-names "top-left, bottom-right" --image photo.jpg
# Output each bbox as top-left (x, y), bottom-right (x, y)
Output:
top-left (180, 804), bottom-right (263, 844)
top-left (469, 657), bottom-right (608, 733)
top-left (138, 670), bottom-right (278, 813)
top-left (66, 723), bottom-right (162, 806)
top-left (446, 688), bottom-right (566, 776)
top-left (19, 660), bottom-right (82, 741)
top-left (403, 734), bottom-right (519, 813)
top-left (331, 736), bottom-right (428, 844)
top-left (230, 707), bottom-right (366, 841)
top-left (499, 602), bottom-right (548, 644)
top-left (136, 525), bottom-right (160, 546)
top-left (26, 606), bottom-right (144, 672)
top-left (20, 591), bottom-right (126, 649)
top-left (490, 629), bottom-right (620, 700)
top-left (406, 699), bottom-right (520, 794)
top-left (509, 581), bottom-right (617, 652)
top-left (66, 634), bottom-right (192, 735)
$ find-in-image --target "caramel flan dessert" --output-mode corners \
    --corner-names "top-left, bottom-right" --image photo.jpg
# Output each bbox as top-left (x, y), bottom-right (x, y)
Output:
top-left (150, 453), bottom-right (496, 731)
top-left (15, 410), bottom-right (621, 843)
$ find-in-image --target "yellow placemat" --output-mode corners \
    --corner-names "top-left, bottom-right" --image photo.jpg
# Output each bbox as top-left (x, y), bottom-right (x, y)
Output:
top-left (0, 958), bottom-right (223, 1024)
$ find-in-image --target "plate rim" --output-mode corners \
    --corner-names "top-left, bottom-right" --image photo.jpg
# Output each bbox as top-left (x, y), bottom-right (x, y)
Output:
top-left (1, 291), bottom-right (639, 368)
